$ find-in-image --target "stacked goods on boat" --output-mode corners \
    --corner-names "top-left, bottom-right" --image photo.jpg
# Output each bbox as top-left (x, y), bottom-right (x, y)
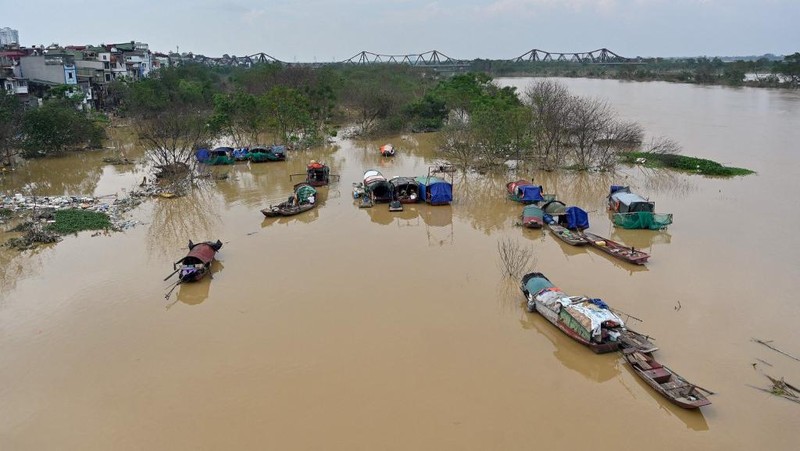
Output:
top-left (608, 185), bottom-right (673, 230)
top-left (521, 273), bottom-right (628, 354)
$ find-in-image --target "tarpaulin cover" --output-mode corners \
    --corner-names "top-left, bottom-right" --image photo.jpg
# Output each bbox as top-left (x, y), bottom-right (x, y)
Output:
top-left (517, 185), bottom-right (544, 202)
top-left (295, 184), bottom-right (317, 203)
top-left (195, 148), bottom-right (210, 162)
top-left (613, 212), bottom-right (673, 230)
top-left (610, 191), bottom-right (655, 213)
top-left (610, 185), bottom-right (630, 195)
top-left (541, 200), bottom-right (567, 216)
top-left (416, 176), bottom-right (452, 205)
top-left (565, 206), bottom-right (589, 230)
top-left (523, 205), bottom-right (544, 220)
top-left (566, 301), bottom-right (624, 340)
top-left (183, 243), bottom-right (218, 265)
top-left (523, 273), bottom-right (555, 297)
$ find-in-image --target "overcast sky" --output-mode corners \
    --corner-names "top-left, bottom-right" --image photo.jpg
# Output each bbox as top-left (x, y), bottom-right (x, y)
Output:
top-left (5, 0), bottom-right (798, 61)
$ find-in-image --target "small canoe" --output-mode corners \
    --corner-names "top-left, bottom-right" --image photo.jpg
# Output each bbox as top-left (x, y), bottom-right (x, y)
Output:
top-left (175, 240), bottom-right (223, 283)
top-left (622, 349), bottom-right (712, 409)
top-left (380, 143), bottom-right (395, 156)
top-left (547, 224), bottom-right (589, 245)
top-left (261, 183), bottom-right (317, 217)
top-left (581, 231), bottom-right (650, 265)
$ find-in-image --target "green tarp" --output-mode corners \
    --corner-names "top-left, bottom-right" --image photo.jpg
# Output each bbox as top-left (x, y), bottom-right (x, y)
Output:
top-left (613, 212), bottom-right (673, 230)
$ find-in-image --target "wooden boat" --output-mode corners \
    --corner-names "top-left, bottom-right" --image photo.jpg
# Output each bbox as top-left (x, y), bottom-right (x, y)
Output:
top-left (261, 182), bottom-right (317, 217)
top-left (622, 348), bottom-right (712, 409)
top-left (608, 185), bottom-right (672, 230)
top-left (174, 240), bottom-right (223, 283)
top-left (362, 170), bottom-right (394, 203)
top-left (290, 160), bottom-right (338, 187)
top-left (581, 231), bottom-right (650, 265)
top-left (249, 145), bottom-right (286, 162)
top-left (506, 180), bottom-right (544, 204)
top-left (206, 147), bottom-right (235, 165)
top-left (520, 272), bottom-right (657, 354)
top-left (521, 204), bottom-right (545, 229)
top-left (389, 176), bottom-right (420, 203)
top-left (547, 223), bottom-right (589, 245)
top-left (415, 175), bottom-right (453, 205)
top-left (380, 143), bottom-right (396, 156)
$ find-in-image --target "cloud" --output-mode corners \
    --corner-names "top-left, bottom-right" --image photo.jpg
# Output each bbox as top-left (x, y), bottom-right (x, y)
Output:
top-left (242, 9), bottom-right (266, 24)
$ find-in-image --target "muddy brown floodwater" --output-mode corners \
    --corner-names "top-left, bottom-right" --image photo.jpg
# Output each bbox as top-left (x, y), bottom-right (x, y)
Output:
top-left (2, 78), bottom-right (799, 450)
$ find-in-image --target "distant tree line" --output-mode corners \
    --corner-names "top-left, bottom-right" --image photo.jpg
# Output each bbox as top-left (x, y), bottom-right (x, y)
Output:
top-left (7, 53), bottom-right (790, 175)
top-left (486, 52), bottom-right (800, 88)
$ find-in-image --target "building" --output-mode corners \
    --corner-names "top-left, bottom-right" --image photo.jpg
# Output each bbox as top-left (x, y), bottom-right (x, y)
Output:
top-left (0, 27), bottom-right (19, 47)
top-left (18, 53), bottom-right (78, 85)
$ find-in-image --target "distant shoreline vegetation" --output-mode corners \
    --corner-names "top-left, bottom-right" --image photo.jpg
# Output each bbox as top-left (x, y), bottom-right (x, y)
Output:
top-left (483, 53), bottom-right (800, 88)
top-left (619, 152), bottom-right (755, 177)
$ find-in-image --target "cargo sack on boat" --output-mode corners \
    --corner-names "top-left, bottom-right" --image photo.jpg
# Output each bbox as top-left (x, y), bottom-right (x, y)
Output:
top-left (565, 206), bottom-right (589, 230)
top-left (565, 301), bottom-right (625, 341)
top-left (295, 185), bottom-right (317, 204)
top-left (613, 212), bottom-right (673, 230)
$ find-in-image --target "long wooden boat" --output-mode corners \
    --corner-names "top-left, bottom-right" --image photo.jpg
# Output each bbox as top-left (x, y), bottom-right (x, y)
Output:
top-left (581, 231), bottom-right (650, 265)
top-left (174, 240), bottom-right (223, 283)
top-left (622, 348), bottom-right (712, 409)
top-left (520, 272), bottom-right (657, 354)
top-left (261, 183), bottom-right (317, 217)
top-left (547, 223), bottom-right (589, 246)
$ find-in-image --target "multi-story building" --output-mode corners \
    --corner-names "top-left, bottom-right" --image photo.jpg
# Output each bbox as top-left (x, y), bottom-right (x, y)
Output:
top-left (19, 53), bottom-right (78, 86)
top-left (0, 27), bottom-right (19, 47)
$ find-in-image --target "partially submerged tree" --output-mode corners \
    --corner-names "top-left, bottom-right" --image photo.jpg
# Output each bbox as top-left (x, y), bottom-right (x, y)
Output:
top-left (523, 80), bottom-right (573, 170)
top-left (0, 93), bottom-right (24, 166)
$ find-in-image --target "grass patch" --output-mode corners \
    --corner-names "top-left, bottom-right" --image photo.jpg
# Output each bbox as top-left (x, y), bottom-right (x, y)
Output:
top-left (0, 208), bottom-right (12, 219)
top-left (620, 152), bottom-right (755, 177)
top-left (47, 209), bottom-right (112, 234)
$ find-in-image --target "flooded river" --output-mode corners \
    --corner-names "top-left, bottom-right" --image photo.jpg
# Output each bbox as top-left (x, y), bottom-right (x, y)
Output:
top-left (1, 78), bottom-right (799, 450)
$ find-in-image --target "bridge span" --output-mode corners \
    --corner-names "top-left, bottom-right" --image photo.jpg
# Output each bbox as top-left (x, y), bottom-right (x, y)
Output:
top-left (178, 48), bottom-right (641, 68)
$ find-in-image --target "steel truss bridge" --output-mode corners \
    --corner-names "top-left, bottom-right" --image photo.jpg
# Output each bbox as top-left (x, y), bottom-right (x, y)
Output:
top-left (182, 48), bottom-right (640, 68)
top-left (510, 48), bottom-right (641, 64)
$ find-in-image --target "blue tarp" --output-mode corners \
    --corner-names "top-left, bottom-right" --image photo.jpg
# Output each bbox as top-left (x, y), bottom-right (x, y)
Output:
top-left (518, 185), bottom-right (544, 202)
top-left (565, 206), bottom-right (589, 230)
top-left (271, 145), bottom-right (286, 156)
top-left (232, 148), bottom-right (249, 159)
top-left (610, 185), bottom-right (630, 195)
top-left (416, 176), bottom-right (452, 205)
top-left (195, 148), bottom-right (210, 163)
top-left (589, 298), bottom-right (609, 309)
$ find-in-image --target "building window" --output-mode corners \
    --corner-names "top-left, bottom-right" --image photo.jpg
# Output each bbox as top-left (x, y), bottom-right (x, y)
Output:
top-left (68, 72), bottom-right (74, 79)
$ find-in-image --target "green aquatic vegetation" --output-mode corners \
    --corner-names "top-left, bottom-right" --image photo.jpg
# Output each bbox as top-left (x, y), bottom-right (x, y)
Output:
top-left (48, 209), bottom-right (112, 234)
top-left (0, 208), bottom-right (11, 219)
top-left (620, 152), bottom-right (755, 176)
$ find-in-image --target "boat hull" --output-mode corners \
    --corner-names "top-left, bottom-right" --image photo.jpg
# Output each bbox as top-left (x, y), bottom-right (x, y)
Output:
top-left (623, 350), bottom-right (711, 409)
top-left (582, 232), bottom-right (649, 265)
top-left (547, 224), bottom-right (589, 246)
top-left (525, 292), bottom-right (620, 354)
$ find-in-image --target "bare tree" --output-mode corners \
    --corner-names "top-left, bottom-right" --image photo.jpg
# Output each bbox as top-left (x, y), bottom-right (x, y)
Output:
top-left (523, 80), bottom-right (573, 170)
top-left (645, 136), bottom-right (682, 155)
top-left (136, 108), bottom-right (216, 178)
top-left (497, 237), bottom-right (536, 279)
